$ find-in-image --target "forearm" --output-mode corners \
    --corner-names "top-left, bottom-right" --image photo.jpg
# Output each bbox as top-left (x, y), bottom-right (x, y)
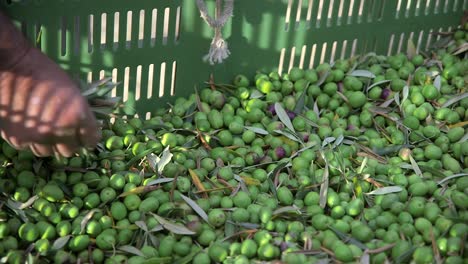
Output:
top-left (0, 10), bottom-right (30, 70)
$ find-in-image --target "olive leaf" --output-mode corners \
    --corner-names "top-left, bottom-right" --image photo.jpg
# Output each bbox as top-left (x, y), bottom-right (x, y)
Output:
top-left (173, 248), bottom-right (202, 264)
top-left (146, 178), bottom-right (175, 186)
top-left (80, 209), bottom-right (100, 234)
top-left (150, 214), bottom-right (196, 235)
top-left (441, 92), bottom-right (468, 108)
top-left (118, 245), bottom-right (145, 257)
top-left (244, 126), bottom-right (269, 135)
top-left (52, 235), bottom-right (72, 251)
top-left (273, 205), bottom-right (302, 215)
top-left (135, 221), bottom-right (148, 232)
top-left (433, 75), bottom-right (441, 91)
top-left (348, 70), bottom-right (376, 79)
top-left (365, 186), bottom-right (403, 195)
top-left (157, 146), bottom-right (173, 174)
top-left (366, 79), bottom-right (391, 92)
top-left (329, 226), bottom-right (368, 250)
top-left (437, 173), bottom-right (468, 186)
top-left (294, 90), bottom-right (308, 114)
top-left (180, 194), bottom-right (209, 223)
top-left (274, 102), bottom-right (296, 133)
top-left (319, 152), bottom-right (330, 209)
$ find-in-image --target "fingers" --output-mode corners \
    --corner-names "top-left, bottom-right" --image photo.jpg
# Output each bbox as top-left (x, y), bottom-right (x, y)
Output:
top-left (54, 142), bottom-right (79, 158)
top-left (77, 105), bottom-right (101, 148)
top-left (29, 143), bottom-right (53, 157)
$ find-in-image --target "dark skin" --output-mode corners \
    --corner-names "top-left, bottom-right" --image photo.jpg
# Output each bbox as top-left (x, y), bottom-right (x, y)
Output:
top-left (0, 11), bottom-right (101, 157)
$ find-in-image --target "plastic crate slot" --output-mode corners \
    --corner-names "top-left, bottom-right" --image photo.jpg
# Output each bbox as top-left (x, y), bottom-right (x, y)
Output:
top-left (319, 42), bottom-right (327, 64)
top-left (288, 46), bottom-right (296, 73)
top-left (346, 0), bottom-right (356, 24)
top-left (397, 32), bottom-right (406, 53)
top-left (126, 11), bottom-right (133, 49)
top-left (88, 15), bottom-right (94, 53)
top-left (326, 0), bottom-right (334, 27)
top-left (175, 6), bottom-right (181, 43)
top-left (159, 62), bottom-right (167, 98)
top-left (113, 12), bottom-right (120, 51)
top-left (453, 0), bottom-right (461, 11)
top-left (146, 112), bottom-right (151, 120)
top-left (299, 45), bottom-right (307, 69)
top-left (337, 0), bottom-right (345, 25)
top-left (377, 0), bottom-right (386, 20)
top-left (416, 30), bottom-right (425, 53)
top-left (35, 24), bottom-right (42, 49)
top-left (112, 68), bottom-right (118, 98)
top-left (171, 61), bottom-right (177, 96)
top-left (295, 0), bottom-right (303, 30)
top-left (415, 0), bottom-right (422, 16)
top-left (61, 16), bottom-right (67, 56)
top-left (135, 65), bottom-right (142, 100)
top-left (316, 0), bottom-right (324, 28)
top-left (366, 0), bottom-right (375, 22)
top-left (123, 67), bottom-right (130, 102)
top-left (306, 0), bottom-right (313, 28)
top-left (356, 0), bottom-right (365, 23)
top-left (278, 48), bottom-right (286, 74)
top-left (340, 40), bottom-right (348, 60)
top-left (309, 43), bottom-right (317, 68)
top-left (151, 8), bottom-right (158, 47)
top-left (87, 72), bottom-right (93, 83)
top-left (424, 29), bottom-right (434, 51)
top-left (148, 64), bottom-right (154, 99)
top-left (434, 0), bottom-right (441, 14)
top-left (138, 10), bottom-right (145, 48)
top-left (350, 39), bottom-right (358, 57)
top-left (330, 41), bottom-right (338, 63)
top-left (285, 0), bottom-right (293, 31)
top-left (443, 0), bottom-right (450, 13)
top-left (163, 7), bottom-right (170, 45)
top-left (99, 13), bottom-right (107, 50)
top-left (396, 0), bottom-right (403, 18)
top-left (73, 16), bottom-right (80, 56)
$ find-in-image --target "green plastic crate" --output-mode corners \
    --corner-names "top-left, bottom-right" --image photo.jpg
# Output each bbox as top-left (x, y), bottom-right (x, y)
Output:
top-left (1, 0), bottom-right (466, 118)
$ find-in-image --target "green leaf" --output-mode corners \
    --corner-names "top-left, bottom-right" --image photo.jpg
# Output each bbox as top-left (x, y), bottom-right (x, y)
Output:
top-left (441, 93), bottom-right (468, 108)
top-left (52, 235), bottom-right (71, 250)
top-left (157, 146), bottom-right (173, 174)
top-left (273, 205), bottom-right (302, 215)
top-left (173, 248), bottom-right (202, 264)
top-left (146, 178), bottom-right (175, 186)
top-left (293, 91), bottom-right (307, 114)
top-left (80, 209), bottom-right (100, 234)
top-left (366, 79), bottom-right (391, 92)
top-left (135, 221), bottom-right (148, 232)
top-left (126, 146), bottom-right (162, 167)
top-left (316, 70), bottom-right (331, 86)
top-left (118, 245), bottom-right (145, 257)
top-left (274, 129), bottom-right (302, 143)
top-left (365, 186), bottom-right (403, 195)
top-left (274, 103), bottom-right (295, 133)
top-left (402, 85), bottom-right (409, 105)
top-left (180, 194), bottom-right (209, 223)
top-left (329, 225), bottom-right (368, 250)
top-left (433, 75), bottom-right (441, 91)
top-left (348, 70), bottom-right (376, 79)
top-left (437, 173), bottom-right (468, 186)
top-left (409, 154), bottom-right (423, 177)
top-left (322, 137), bottom-right (336, 148)
top-left (319, 154), bottom-right (329, 209)
top-left (250, 90), bottom-right (264, 99)
top-left (244, 126), bottom-right (269, 135)
top-left (151, 214), bottom-right (196, 235)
